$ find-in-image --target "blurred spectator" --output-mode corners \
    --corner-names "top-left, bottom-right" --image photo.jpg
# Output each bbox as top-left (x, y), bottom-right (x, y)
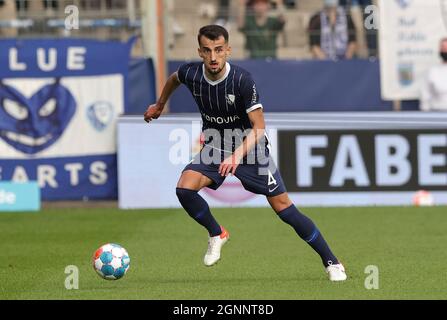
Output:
top-left (339, 0), bottom-right (377, 58)
top-left (420, 38), bottom-right (447, 112)
top-left (308, 0), bottom-right (357, 60)
top-left (215, 0), bottom-right (231, 28)
top-left (0, 0), bottom-right (18, 37)
top-left (283, 0), bottom-right (296, 9)
top-left (166, 0), bottom-right (184, 49)
top-left (237, 0), bottom-right (286, 59)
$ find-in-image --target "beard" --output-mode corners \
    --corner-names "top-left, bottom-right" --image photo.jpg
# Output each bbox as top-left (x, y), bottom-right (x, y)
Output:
top-left (207, 63), bottom-right (224, 75)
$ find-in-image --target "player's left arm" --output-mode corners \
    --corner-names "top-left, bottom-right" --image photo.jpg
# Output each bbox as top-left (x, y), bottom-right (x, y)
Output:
top-left (218, 109), bottom-right (265, 177)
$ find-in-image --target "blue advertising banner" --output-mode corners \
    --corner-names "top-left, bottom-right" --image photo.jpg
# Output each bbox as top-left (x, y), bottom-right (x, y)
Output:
top-left (0, 182), bottom-right (40, 212)
top-left (168, 59), bottom-right (419, 112)
top-left (0, 38), bottom-right (133, 200)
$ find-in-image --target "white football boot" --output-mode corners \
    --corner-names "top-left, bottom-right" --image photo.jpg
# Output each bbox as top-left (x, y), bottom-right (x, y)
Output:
top-left (203, 227), bottom-right (229, 266)
top-left (326, 262), bottom-right (347, 281)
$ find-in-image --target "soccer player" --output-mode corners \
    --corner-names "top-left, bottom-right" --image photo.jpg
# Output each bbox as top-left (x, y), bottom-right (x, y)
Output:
top-left (144, 25), bottom-right (347, 281)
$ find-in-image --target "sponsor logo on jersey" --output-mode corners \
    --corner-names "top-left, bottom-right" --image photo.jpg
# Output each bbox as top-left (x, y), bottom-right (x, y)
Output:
top-left (251, 84), bottom-right (257, 104)
top-left (201, 112), bottom-right (241, 124)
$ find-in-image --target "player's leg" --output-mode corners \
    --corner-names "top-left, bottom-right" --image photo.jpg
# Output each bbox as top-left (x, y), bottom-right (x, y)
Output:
top-left (176, 170), bottom-right (222, 237)
top-left (266, 190), bottom-right (346, 281)
top-left (236, 164), bottom-right (340, 266)
top-left (267, 193), bottom-right (340, 266)
top-left (176, 161), bottom-right (229, 267)
top-left (235, 154), bottom-right (346, 280)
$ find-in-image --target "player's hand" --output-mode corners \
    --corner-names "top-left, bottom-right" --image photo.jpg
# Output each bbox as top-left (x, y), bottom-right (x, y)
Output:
top-left (144, 103), bottom-right (163, 123)
top-left (219, 154), bottom-right (241, 177)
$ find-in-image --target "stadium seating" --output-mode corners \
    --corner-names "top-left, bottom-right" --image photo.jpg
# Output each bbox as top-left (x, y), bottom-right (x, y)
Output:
top-left (169, 0), bottom-right (325, 60)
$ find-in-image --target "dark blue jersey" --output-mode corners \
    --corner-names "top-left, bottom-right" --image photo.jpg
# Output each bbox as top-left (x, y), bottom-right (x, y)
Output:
top-left (177, 62), bottom-right (263, 151)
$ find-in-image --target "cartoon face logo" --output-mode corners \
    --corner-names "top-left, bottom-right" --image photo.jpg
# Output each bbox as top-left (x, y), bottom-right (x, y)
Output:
top-left (0, 80), bottom-right (76, 154)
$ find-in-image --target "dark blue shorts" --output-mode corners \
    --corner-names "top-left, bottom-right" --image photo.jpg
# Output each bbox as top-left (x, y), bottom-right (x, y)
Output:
top-left (183, 144), bottom-right (286, 197)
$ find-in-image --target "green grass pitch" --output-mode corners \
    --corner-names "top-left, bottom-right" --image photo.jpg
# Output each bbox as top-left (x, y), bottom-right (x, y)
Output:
top-left (1, 206), bottom-right (446, 300)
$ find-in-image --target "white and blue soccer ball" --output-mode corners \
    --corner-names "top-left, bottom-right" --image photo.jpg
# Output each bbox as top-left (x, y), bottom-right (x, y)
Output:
top-left (92, 243), bottom-right (130, 280)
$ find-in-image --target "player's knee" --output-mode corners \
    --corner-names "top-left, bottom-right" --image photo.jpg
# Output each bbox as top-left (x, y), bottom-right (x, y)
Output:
top-left (176, 188), bottom-right (209, 219)
top-left (268, 193), bottom-right (293, 213)
top-left (176, 188), bottom-right (196, 202)
top-left (176, 171), bottom-right (205, 190)
top-left (176, 176), bottom-right (188, 189)
top-left (176, 178), bottom-right (197, 190)
top-left (276, 203), bottom-right (293, 213)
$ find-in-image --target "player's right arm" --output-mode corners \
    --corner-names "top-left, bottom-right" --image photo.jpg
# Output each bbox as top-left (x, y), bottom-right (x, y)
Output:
top-left (144, 72), bottom-right (181, 123)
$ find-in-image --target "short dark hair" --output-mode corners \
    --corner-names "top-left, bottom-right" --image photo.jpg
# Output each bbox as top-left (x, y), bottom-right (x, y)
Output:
top-left (198, 25), bottom-right (229, 46)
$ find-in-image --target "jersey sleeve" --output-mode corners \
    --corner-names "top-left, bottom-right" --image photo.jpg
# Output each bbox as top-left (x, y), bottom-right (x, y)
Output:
top-left (176, 63), bottom-right (189, 84)
top-left (240, 72), bottom-right (263, 113)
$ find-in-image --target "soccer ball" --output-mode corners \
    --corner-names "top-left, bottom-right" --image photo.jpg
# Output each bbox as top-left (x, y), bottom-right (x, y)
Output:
top-left (92, 243), bottom-right (130, 280)
top-left (412, 190), bottom-right (434, 207)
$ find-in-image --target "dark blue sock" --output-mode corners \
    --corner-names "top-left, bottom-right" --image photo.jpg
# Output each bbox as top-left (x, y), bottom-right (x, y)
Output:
top-left (176, 188), bottom-right (222, 237)
top-left (278, 205), bottom-right (338, 267)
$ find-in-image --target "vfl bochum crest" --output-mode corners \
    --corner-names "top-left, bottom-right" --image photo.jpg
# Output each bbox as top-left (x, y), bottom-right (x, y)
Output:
top-left (87, 101), bottom-right (114, 132)
top-left (225, 94), bottom-right (235, 105)
top-left (395, 0), bottom-right (412, 8)
top-left (0, 79), bottom-right (76, 155)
